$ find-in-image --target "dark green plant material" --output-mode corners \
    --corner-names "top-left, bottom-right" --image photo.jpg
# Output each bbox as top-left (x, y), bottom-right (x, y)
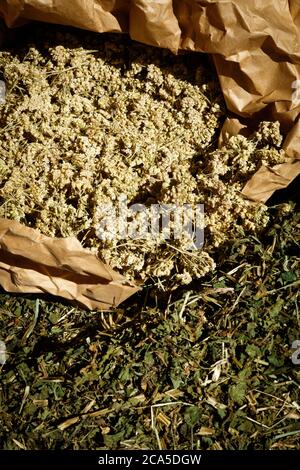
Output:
top-left (0, 202), bottom-right (299, 450)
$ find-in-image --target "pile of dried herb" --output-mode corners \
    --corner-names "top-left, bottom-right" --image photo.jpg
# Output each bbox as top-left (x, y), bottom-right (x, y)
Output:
top-left (0, 25), bottom-right (286, 286)
top-left (0, 200), bottom-right (299, 450)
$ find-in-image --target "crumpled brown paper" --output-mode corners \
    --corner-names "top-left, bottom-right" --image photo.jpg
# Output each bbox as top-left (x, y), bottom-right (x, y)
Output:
top-left (1, 0), bottom-right (299, 198)
top-left (0, 0), bottom-right (299, 307)
top-left (0, 218), bottom-right (139, 310)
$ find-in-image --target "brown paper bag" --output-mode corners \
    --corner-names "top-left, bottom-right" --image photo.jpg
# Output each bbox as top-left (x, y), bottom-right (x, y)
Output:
top-left (0, 218), bottom-right (139, 310)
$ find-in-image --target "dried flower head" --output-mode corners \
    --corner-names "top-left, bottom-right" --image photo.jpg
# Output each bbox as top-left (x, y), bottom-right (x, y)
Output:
top-left (0, 30), bottom-right (286, 288)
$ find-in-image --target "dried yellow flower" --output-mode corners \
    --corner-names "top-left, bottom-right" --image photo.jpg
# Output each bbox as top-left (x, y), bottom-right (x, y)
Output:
top-left (0, 29), bottom-right (286, 288)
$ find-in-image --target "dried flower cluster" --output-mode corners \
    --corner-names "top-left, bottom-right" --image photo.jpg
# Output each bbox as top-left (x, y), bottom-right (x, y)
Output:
top-left (0, 30), bottom-right (286, 287)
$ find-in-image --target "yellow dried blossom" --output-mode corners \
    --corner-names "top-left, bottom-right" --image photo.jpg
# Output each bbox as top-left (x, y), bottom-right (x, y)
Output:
top-left (0, 28), bottom-right (287, 288)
